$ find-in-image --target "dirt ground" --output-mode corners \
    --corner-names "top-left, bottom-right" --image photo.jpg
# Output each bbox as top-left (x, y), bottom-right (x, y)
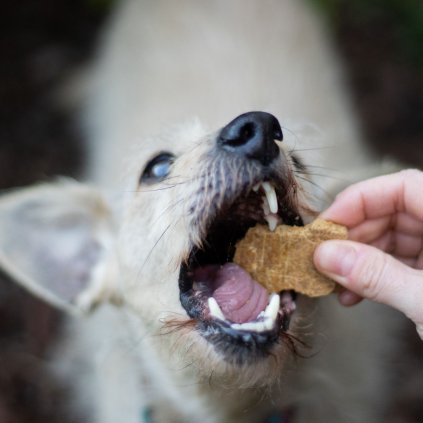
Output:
top-left (0, 1), bottom-right (422, 422)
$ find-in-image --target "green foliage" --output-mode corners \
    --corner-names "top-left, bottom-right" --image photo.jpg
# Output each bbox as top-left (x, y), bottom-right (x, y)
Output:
top-left (86, 0), bottom-right (116, 13)
top-left (307, 0), bottom-right (339, 21)
top-left (307, 0), bottom-right (423, 65)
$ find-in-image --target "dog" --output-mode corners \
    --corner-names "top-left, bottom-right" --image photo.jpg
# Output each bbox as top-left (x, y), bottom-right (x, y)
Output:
top-left (0, 1), bottom-right (401, 422)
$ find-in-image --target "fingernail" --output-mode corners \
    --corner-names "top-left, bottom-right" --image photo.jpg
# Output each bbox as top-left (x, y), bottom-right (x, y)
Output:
top-left (338, 290), bottom-right (360, 306)
top-left (315, 241), bottom-right (356, 278)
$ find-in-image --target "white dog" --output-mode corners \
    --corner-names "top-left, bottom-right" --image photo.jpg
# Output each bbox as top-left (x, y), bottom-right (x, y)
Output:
top-left (0, 1), bottom-right (400, 422)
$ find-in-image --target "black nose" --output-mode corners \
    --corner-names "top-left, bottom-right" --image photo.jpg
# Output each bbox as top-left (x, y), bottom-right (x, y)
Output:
top-left (218, 111), bottom-right (282, 166)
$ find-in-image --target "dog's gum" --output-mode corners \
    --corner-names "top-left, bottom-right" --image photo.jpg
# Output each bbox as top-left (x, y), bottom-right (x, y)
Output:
top-left (233, 219), bottom-right (348, 297)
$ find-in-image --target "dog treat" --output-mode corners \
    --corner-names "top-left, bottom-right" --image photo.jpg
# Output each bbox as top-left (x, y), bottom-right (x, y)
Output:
top-left (233, 219), bottom-right (347, 297)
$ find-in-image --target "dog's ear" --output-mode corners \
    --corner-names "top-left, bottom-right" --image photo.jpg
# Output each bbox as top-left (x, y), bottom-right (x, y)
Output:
top-left (0, 179), bottom-right (121, 314)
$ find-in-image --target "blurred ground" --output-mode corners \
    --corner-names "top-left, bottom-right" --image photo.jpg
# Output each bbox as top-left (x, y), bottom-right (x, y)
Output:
top-left (0, 1), bottom-right (422, 422)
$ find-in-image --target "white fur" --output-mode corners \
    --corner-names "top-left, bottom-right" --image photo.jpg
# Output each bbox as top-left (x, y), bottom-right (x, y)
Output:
top-left (0, 1), bottom-right (402, 422)
top-left (82, 0), bottom-right (371, 191)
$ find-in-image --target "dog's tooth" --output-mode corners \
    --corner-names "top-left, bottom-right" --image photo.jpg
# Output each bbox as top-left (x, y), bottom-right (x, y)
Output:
top-left (265, 214), bottom-right (279, 232)
top-left (252, 183), bottom-right (261, 192)
top-left (261, 197), bottom-right (270, 216)
top-left (208, 297), bottom-right (226, 321)
top-left (263, 294), bottom-right (280, 321)
top-left (230, 295), bottom-right (281, 333)
top-left (263, 317), bottom-right (275, 331)
top-left (231, 321), bottom-right (267, 332)
top-left (262, 182), bottom-right (278, 214)
top-left (231, 316), bottom-right (278, 332)
top-left (257, 311), bottom-right (265, 319)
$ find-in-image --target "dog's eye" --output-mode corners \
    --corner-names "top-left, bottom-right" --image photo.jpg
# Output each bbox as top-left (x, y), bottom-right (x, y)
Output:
top-left (140, 152), bottom-right (175, 184)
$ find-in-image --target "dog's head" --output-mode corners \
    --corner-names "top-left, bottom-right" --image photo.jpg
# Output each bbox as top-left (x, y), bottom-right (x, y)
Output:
top-left (0, 111), bottom-right (318, 384)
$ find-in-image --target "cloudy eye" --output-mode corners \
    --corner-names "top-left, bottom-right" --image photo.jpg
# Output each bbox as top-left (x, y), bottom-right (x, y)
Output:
top-left (139, 152), bottom-right (175, 184)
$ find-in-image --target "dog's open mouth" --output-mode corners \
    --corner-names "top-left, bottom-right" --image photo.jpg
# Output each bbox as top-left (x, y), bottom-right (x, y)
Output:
top-left (179, 178), bottom-right (303, 359)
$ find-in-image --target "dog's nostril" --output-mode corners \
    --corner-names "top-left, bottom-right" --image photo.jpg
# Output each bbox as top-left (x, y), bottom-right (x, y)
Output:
top-left (218, 111), bottom-right (282, 166)
top-left (225, 122), bottom-right (256, 148)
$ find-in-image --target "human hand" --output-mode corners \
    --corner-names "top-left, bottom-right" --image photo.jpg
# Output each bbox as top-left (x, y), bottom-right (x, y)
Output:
top-left (313, 169), bottom-right (423, 340)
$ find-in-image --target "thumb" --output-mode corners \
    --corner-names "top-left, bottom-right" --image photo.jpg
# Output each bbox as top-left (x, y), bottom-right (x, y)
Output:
top-left (314, 240), bottom-right (423, 326)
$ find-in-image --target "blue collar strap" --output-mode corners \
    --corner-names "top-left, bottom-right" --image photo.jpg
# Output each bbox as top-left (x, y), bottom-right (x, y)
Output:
top-left (141, 407), bottom-right (153, 423)
top-left (264, 408), bottom-right (294, 423)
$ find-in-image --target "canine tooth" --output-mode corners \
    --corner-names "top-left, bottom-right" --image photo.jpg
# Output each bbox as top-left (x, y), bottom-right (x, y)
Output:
top-left (262, 182), bottom-right (278, 214)
top-left (261, 197), bottom-right (270, 216)
top-left (257, 311), bottom-right (265, 319)
top-left (265, 214), bottom-right (279, 232)
top-left (252, 183), bottom-right (261, 192)
top-left (208, 297), bottom-right (226, 321)
top-left (263, 317), bottom-right (275, 331)
top-left (263, 294), bottom-right (280, 321)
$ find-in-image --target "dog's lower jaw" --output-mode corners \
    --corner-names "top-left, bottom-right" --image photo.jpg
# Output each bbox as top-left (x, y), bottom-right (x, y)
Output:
top-left (99, 310), bottom-right (229, 423)
top-left (120, 308), bottom-right (300, 423)
top-left (147, 312), bottom-right (299, 385)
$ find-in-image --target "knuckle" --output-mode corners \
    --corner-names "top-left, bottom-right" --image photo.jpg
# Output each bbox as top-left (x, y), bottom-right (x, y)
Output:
top-left (356, 251), bottom-right (390, 301)
top-left (399, 168), bottom-right (421, 180)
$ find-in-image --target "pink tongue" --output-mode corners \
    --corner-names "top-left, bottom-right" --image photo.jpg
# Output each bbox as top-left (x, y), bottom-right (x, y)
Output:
top-left (212, 263), bottom-right (269, 324)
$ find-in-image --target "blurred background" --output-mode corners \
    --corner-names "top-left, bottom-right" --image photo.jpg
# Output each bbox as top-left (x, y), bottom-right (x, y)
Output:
top-left (0, 0), bottom-right (422, 421)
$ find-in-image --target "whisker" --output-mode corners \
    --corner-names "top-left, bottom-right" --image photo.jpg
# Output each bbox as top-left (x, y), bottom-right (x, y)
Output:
top-left (138, 182), bottom-right (188, 193)
top-left (289, 145), bottom-right (336, 153)
top-left (294, 170), bottom-right (350, 182)
top-left (150, 197), bottom-right (187, 228)
top-left (281, 125), bottom-right (302, 144)
top-left (160, 317), bottom-right (196, 336)
top-left (296, 174), bottom-right (335, 202)
top-left (137, 175), bottom-right (195, 193)
top-left (299, 164), bottom-right (343, 172)
top-left (138, 221), bottom-right (175, 274)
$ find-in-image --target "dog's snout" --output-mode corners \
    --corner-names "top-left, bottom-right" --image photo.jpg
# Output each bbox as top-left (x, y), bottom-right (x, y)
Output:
top-left (218, 111), bottom-right (282, 166)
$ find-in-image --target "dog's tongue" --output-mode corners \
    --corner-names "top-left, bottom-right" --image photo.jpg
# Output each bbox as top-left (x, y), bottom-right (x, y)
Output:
top-left (212, 263), bottom-right (269, 323)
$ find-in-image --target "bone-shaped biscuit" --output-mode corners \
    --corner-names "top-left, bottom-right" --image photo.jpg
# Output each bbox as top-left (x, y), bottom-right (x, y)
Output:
top-left (233, 219), bottom-right (348, 297)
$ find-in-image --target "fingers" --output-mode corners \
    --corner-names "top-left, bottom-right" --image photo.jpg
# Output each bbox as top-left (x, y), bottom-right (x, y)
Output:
top-left (337, 289), bottom-right (363, 306)
top-left (314, 240), bottom-right (423, 328)
top-left (321, 169), bottom-right (423, 227)
top-left (316, 170), bottom-right (423, 338)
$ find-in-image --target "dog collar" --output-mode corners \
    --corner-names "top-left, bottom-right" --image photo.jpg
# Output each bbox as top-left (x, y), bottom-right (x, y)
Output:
top-left (141, 407), bottom-right (153, 423)
top-left (264, 409), bottom-right (294, 423)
